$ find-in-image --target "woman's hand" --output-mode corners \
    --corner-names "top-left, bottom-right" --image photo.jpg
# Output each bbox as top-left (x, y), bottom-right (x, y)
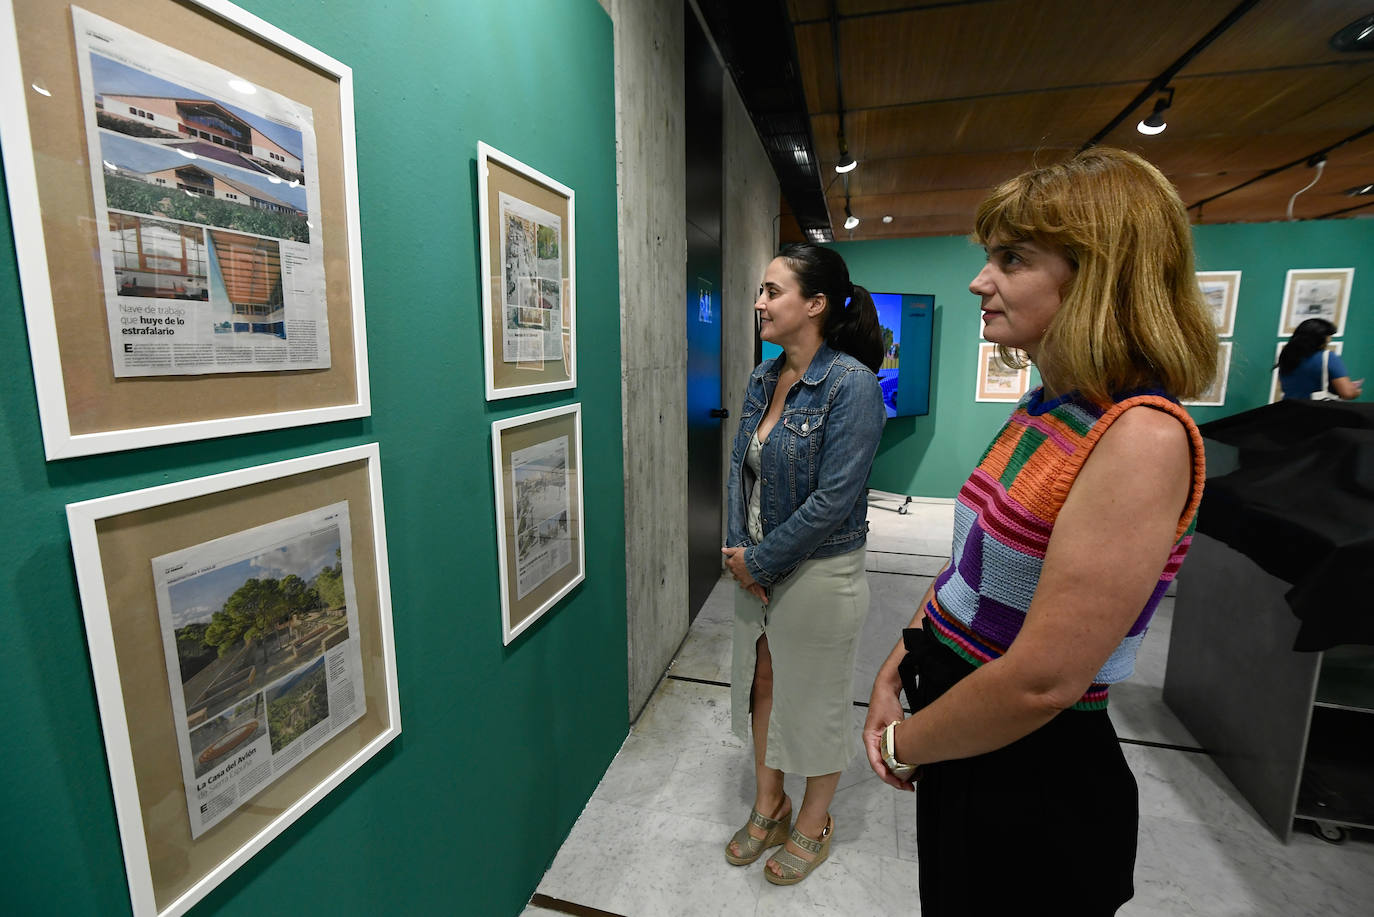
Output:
top-left (864, 667), bottom-right (915, 790)
top-left (721, 546), bottom-right (769, 604)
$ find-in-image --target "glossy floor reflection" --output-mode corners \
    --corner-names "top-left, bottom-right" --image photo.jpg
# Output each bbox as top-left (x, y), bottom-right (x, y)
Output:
top-left (525, 494), bottom-right (1374, 916)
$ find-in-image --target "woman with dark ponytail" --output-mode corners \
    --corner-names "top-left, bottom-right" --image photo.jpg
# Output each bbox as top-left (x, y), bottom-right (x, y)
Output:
top-left (720, 243), bottom-right (885, 885)
top-left (1278, 318), bottom-right (1362, 400)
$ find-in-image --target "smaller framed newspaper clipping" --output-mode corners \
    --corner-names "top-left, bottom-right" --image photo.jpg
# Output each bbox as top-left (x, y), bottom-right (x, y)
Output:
top-left (477, 141), bottom-right (576, 400)
top-left (1196, 270), bottom-right (1240, 337)
top-left (1182, 341), bottom-right (1232, 407)
top-left (66, 443), bottom-right (399, 917)
top-left (491, 403), bottom-right (586, 644)
top-left (974, 342), bottom-right (1031, 403)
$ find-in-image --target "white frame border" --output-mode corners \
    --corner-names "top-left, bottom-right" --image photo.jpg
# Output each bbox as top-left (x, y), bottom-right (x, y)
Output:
top-left (0, 0), bottom-right (371, 460)
top-left (1270, 339), bottom-right (1343, 403)
top-left (973, 341), bottom-right (1030, 403)
top-left (1277, 267), bottom-right (1353, 337)
top-left (1182, 341), bottom-right (1232, 406)
top-left (476, 140), bottom-right (578, 400)
top-left (1195, 270), bottom-right (1241, 337)
top-left (491, 403), bottom-right (586, 644)
top-left (66, 443), bottom-right (400, 917)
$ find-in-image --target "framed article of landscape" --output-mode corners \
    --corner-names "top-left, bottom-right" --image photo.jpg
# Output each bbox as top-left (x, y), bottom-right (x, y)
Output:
top-left (1270, 339), bottom-right (1343, 403)
top-left (491, 403), bottom-right (586, 644)
top-left (1196, 270), bottom-right (1240, 337)
top-left (66, 444), bottom-right (399, 917)
top-left (1278, 268), bottom-right (1353, 337)
top-left (1182, 341), bottom-right (1232, 407)
top-left (477, 141), bottom-right (577, 400)
top-left (0, 0), bottom-right (370, 459)
top-left (974, 342), bottom-right (1031, 402)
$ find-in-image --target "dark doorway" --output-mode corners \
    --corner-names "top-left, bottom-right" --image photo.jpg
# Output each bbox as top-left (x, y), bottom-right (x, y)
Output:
top-left (685, 10), bottom-right (725, 623)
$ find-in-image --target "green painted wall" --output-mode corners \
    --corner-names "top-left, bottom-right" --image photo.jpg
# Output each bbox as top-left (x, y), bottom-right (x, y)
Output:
top-left (835, 218), bottom-right (1374, 498)
top-left (0, 2), bottom-right (625, 915)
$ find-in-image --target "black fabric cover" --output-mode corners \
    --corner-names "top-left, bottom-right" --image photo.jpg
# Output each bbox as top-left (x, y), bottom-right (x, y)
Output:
top-left (1196, 401), bottom-right (1374, 651)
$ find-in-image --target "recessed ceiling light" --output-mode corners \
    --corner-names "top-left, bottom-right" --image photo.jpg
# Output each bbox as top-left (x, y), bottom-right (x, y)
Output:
top-left (882, 215), bottom-right (893, 224)
top-left (1343, 183), bottom-right (1374, 196)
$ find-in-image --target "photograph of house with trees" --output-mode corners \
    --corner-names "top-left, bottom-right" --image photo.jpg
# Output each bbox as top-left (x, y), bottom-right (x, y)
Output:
top-left (168, 519), bottom-right (350, 731)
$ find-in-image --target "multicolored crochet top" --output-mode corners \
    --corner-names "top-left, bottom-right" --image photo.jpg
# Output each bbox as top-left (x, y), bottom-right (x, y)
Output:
top-left (925, 386), bottom-right (1206, 710)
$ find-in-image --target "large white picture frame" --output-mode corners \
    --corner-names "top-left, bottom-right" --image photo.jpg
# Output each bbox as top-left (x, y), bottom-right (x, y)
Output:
top-left (66, 443), bottom-right (399, 917)
top-left (0, 0), bottom-right (370, 459)
top-left (477, 141), bottom-right (577, 400)
top-left (491, 403), bottom-right (586, 644)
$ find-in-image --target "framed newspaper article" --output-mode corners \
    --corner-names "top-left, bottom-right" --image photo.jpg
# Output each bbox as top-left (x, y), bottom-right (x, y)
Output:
top-left (0, 0), bottom-right (370, 459)
top-left (66, 444), bottom-right (400, 917)
top-left (1277, 268), bottom-right (1352, 337)
top-left (477, 141), bottom-right (577, 400)
top-left (1270, 339), bottom-right (1343, 403)
top-left (1196, 270), bottom-right (1240, 337)
top-left (1182, 341), bottom-right (1232, 407)
top-left (492, 404), bottom-right (586, 644)
top-left (974, 342), bottom-right (1031, 402)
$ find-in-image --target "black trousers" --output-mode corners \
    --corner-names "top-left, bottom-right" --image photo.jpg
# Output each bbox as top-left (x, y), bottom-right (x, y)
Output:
top-left (905, 627), bottom-right (1138, 917)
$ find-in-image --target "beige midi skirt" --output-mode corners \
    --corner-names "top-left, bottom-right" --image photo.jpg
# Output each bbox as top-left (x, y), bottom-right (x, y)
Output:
top-left (731, 547), bottom-right (869, 776)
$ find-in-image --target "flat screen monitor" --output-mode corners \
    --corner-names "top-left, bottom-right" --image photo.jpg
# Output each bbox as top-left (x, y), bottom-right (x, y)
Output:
top-left (760, 291), bottom-right (933, 418)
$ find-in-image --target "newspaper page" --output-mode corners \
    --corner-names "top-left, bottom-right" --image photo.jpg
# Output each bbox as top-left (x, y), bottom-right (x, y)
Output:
top-left (499, 192), bottom-right (563, 365)
top-left (512, 435), bottom-right (573, 599)
top-left (71, 7), bottom-right (331, 377)
top-left (151, 501), bottom-right (364, 838)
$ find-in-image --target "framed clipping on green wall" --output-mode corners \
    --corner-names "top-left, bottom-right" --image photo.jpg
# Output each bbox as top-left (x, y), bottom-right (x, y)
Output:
top-left (0, 0), bottom-right (370, 459)
top-left (66, 444), bottom-right (400, 917)
top-left (974, 342), bottom-right (1030, 402)
top-left (1278, 267), bottom-right (1353, 337)
top-left (491, 403), bottom-right (586, 644)
top-left (1183, 341), bottom-right (1232, 407)
top-left (1196, 270), bottom-right (1240, 337)
top-left (477, 141), bottom-right (577, 400)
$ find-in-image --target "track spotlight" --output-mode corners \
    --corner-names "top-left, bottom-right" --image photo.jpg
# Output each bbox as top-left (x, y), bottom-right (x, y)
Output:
top-left (843, 204), bottom-right (859, 230)
top-left (1137, 88), bottom-right (1174, 136)
top-left (835, 132), bottom-right (857, 173)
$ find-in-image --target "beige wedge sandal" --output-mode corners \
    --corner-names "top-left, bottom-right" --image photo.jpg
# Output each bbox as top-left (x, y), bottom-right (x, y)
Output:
top-left (764, 814), bottom-right (832, 885)
top-left (724, 796), bottom-right (791, 866)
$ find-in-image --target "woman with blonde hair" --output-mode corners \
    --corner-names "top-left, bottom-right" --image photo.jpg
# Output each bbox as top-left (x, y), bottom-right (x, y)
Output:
top-left (863, 148), bottom-right (1217, 914)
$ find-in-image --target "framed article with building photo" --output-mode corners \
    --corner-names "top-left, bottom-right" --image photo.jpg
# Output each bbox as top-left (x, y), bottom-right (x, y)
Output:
top-left (1278, 268), bottom-right (1353, 337)
top-left (1196, 270), bottom-right (1240, 337)
top-left (65, 443), bottom-right (399, 917)
top-left (492, 403), bottom-right (586, 644)
top-left (0, 0), bottom-right (369, 458)
top-left (1183, 341), bottom-right (1232, 406)
top-left (1270, 339), bottom-right (1343, 403)
top-left (974, 342), bottom-right (1031, 402)
top-left (477, 141), bottom-right (576, 399)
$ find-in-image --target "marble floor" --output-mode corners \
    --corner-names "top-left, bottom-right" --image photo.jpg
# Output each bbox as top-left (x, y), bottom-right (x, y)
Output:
top-left (523, 493), bottom-right (1374, 916)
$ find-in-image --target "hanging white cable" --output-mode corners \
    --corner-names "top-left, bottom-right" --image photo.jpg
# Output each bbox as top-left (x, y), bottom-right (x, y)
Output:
top-left (1287, 159), bottom-right (1326, 220)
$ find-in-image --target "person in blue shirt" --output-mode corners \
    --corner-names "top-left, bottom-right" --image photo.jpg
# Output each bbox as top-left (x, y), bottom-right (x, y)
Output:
top-left (721, 243), bottom-right (886, 885)
top-left (1278, 318), bottom-right (1362, 400)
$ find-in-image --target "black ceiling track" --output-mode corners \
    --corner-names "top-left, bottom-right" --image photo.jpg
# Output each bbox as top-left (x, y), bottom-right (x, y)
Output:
top-left (1189, 124), bottom-right (1374, 214)
top-left (1080, 0), bottom-right (1261, 151)
top-left (695, 0), bottom-right (833, 240)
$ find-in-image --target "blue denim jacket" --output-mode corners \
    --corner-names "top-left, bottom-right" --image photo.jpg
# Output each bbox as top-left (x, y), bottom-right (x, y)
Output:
top-left (725, 343), bottom-right (886, 587)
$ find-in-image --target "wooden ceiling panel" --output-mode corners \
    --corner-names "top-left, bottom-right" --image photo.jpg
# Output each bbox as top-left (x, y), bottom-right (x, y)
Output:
top-left (793, 0), bottom-right (1238, 113)
top-left (762, 1), bottom-right (1374, 236)
top-left (1184, 0), bottom-right (1374, 73)
top-left (830, 148), bottom-right (1077, 195)
top-left (1096, 67), bottom-right (1374, 150)
top-left (812, 83), bottom-right (1148, 164)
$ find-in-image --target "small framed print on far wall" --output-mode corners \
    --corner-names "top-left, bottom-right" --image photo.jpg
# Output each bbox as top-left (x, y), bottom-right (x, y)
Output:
top-left (1182, 341), bottom-right (1232, 407)
top-left (974, 342), bottom-right (1031, 402)
top-left (1278, 268), bottom-right (1353, 337)
top-left (1196, 271), bottom-right (1240, 337)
